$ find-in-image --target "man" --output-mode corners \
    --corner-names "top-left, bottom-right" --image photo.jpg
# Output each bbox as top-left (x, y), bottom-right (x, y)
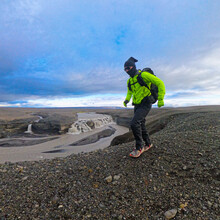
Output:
top-left (123, 57), bottom-right (165, 158)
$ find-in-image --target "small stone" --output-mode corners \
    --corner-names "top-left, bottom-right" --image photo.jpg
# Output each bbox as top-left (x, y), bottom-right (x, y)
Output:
top-left (77, 199), bottom-right (83, 203)
top-left (114, 175), bottom-right (120, 181)
top-left (118, 215), bottom-right (123, 220)
top-left (17, 166), bottom-right (24, 173)
top-left (180, 202), bottom-right (188, 209)
top-left (164, 209), bottom-right (177, 219)
top-left (22, 176), bottom-right (28, 181)
top-left (183, 166), bottom-right (187, 170)
top-left (99, 203), bottom-right (105, 208)
top-left (105, 175), bottom-right (113, 183)
top-left (0, 169), bottom-right (7, 173)
top-left (51, 195), bottom-right (59, 204)
top-left (93, 183), bottom-right (99, 188)
top-left (207, 201), bottom-right (212, 207)
top-left (213, 204), bottom-right (218, 209)
top-left (58, 204), bottom-right (63, 208)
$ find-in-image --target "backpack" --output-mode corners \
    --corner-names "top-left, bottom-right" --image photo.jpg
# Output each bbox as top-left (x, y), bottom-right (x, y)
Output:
top-left (128, 67), bottom-right (158, 104)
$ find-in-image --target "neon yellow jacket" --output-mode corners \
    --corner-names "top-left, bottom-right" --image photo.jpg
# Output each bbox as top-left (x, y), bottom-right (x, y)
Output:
top-left (125, 70), bottom-right (165, 105)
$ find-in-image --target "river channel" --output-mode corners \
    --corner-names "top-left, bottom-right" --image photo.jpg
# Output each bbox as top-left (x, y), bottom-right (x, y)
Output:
top-left (0, 113), bottom-right (129, 163)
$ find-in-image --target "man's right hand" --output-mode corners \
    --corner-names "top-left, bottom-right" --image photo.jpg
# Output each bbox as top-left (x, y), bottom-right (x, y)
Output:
top-left (123, 100), bottom-right (129, 107)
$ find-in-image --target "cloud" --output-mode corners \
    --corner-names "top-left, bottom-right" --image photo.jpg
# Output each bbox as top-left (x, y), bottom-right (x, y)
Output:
top-left (21, 94), bottom-right (125, 108)
top-left (1, 0), bottom-right (220, 107)
top-left (1, 43), bottom-right (220, 107)
top-left (165, 91), bottom-right (220, 107)
top-left (156, 44), bottom-right (220, 91)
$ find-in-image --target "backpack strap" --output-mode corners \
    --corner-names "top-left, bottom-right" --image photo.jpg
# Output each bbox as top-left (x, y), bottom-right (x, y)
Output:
top-left (128, 78), bottom-right (138, 91)
top-left (137, 72), bottom-right (151, 91)
top-left (128, 71), bottom-right (152, 92)
top-left (128, 79), bottom-right (132, 91)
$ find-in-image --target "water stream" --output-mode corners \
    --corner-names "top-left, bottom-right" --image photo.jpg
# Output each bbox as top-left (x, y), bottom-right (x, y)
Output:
top-left (1, 112), bottom-right (129, 163)
top-left (24, 116), bottom-right (43, 134)
top-left (24, 124), bottom-right (33, 134)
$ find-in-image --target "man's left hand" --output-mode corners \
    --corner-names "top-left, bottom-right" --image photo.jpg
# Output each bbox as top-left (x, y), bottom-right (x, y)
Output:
top-left (158, 100), bottom-right (164, 108)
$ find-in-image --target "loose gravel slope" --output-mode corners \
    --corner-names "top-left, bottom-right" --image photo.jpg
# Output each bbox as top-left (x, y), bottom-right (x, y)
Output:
top-left (0, 111), bottom-right (219, 219)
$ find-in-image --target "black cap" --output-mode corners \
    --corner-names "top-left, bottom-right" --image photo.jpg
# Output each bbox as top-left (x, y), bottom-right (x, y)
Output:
top-left (124, 57), bottom-right (138, 67)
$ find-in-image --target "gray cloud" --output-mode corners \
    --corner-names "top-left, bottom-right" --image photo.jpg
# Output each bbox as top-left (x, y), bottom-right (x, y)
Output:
top-left (1, 0), bottom-right (220, 106)
top-left (157, 45), bottom-right (220, 91)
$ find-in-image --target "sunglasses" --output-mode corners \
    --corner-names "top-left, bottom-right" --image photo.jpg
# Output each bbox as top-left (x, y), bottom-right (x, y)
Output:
top-left (124, 66), bottom-right (132, 71)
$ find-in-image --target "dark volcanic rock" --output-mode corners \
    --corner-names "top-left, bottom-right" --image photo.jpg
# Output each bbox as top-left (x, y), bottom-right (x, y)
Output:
top-left (111, 131), bottom-right (134, 146)
top-left (0, 137), bottom-right (59, 147)
top-left (0, 112), bottom-right (77, 138)
top-left (86, 120), bottom-right (95, 129)
top-left (115, 116), bottom-right (131, 128)
top-left (42, 149), bottom-right (67, 153)
top-left (32, 113), bottom-right (76, 135)
top-left (0, 118), bottom-right (37, 138)
top-left (32, 120), bottom-right (61, 135)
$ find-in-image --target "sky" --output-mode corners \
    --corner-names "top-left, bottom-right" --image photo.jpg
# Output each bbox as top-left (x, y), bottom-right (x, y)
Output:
top-left (0, 0), bottom-right (220, 108)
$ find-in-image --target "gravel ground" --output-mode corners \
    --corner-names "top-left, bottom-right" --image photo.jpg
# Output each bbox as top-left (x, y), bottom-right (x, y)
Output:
top-left (0, 110), bottom-right (219, 219)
